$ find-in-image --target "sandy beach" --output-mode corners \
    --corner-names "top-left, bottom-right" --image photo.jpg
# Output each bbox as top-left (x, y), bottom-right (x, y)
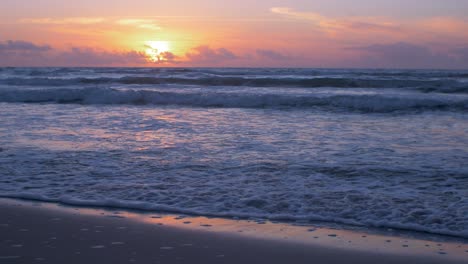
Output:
top-left (1, 198), bottom-right (466, 264)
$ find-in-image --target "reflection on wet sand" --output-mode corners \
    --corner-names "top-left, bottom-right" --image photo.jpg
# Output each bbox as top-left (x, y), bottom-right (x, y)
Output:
top-left (20, 198), bottom-right (465, 261)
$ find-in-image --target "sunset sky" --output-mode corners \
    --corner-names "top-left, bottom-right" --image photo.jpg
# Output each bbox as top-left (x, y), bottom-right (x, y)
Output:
top-left (1, 0), bottom-right (468, 68)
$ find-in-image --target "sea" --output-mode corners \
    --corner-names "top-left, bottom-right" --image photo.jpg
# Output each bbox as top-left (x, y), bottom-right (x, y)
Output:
top-left (0, 67), bottom-right (467, 238)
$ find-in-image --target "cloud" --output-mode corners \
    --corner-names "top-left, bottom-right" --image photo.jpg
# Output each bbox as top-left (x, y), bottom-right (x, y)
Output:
top-left (116, 19), bottom-right (161, 30)
top-left (0, 40), bottom-right (151, 67)
top-left (353, 42), bottom-right (431, 57)
top-left (0, 40), bottom-right (53, 66)
top-left (54, 47), bottom-right (148, 66)
top-left (271, 7), bottom-right (323, 22)
top-left (270, 7), bottom-right (399, 35)
top-left (158, 51), bottom-right (177, 62)
top-left (348, 21), bottom-right (397, 32)
top-left (270, 6), bottom-right (468, 46)
top-left (0, 41), bottom-right (261, 67)
top-left (418, 17), bottom-right (468, 36)
top-left (20, 17), bottom-right (105, 25)
top-left (0, 40), bottom-right (51, 52)
top-left (2, 39), bottom-right (466, 68)
top-left (453, 47), bottom-right (468, 62)
top-left (146, 50), bottom-right (179, 64)
top-left (349, 42), bottom-right (460, 68)
top-left (256, 49), bottom-right (290, 60)
top-left (185, 46), bottom-right (238, 63)
top-left (20, 17), bottom-right (161, 30)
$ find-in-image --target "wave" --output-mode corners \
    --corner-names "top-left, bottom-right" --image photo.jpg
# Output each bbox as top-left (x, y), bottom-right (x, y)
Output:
top-left (2, 193), bottom-right (467, 239)
top-left (0, 87), bottom-right (466, 112)
top-left (1, 76), bottom-right (467, 93)
top-left (3, 67), bottom-right (468, 78)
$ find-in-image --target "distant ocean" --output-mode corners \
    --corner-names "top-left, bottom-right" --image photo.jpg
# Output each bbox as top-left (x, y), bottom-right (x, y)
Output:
top-left (0, 67), bottom-right (467, 238)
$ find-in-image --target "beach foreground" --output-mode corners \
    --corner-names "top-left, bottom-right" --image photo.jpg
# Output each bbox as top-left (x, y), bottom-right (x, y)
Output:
top-left (1, 199), bottom-right (466, 264)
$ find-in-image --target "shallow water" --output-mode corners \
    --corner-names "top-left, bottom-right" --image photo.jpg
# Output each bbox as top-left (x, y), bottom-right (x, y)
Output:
top-left (0, 68), bottom-right (467, 238)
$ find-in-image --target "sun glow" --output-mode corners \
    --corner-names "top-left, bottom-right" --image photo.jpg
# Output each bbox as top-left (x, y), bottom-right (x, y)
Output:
top-left (145, 41), bottom-right (170, 62)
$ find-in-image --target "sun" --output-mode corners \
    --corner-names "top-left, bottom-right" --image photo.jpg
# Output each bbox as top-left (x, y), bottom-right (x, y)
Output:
top-left (145, 41), bottom-right (170, 62)
top-left (146, 41), bottom-right (170, 53)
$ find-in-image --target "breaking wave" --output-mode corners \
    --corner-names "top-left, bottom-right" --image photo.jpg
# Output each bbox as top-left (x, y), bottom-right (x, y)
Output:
top-left (0, 87), bottom-right (466, 112)
top-left (1, 76), bottom-right (467, 93)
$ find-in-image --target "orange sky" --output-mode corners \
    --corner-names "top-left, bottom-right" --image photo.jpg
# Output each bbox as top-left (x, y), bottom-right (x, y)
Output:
top-left (1, 0), bottom-right (468, 68)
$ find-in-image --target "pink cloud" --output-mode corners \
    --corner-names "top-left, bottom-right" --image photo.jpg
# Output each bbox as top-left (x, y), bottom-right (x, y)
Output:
top-left (270, 7), bottom-right (399, 35)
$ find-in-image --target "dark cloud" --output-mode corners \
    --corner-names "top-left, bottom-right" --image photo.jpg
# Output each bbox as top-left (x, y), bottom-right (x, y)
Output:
top-left (148, 51), bottom-right (179, 64)
top-left (185, 46), bottom-right (238, 64)
top-left (354, 42), bottom-right (431, 61)
top-left (349, 42), bottom-right (462, 68)
top-left (55, 47), bottom-right (147, 66)
top-left (0, 41), bottom-right (149, 66)
top-left (0, 40), bottom-right (53, 66)
top-left (453, 47), bottom-right (468, 62)
top-left (256, 49), bottom-right (290, 60)
top-left (0, 40), bottom-right (51, 52)
top-left (160, 51), bottom-right (176, 61)
top-left (2, 39), bottom-right (467, 68)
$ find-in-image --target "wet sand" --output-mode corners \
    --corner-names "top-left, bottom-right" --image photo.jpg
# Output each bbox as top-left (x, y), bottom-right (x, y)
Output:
top-left (0, 198), bottom-right (466, 264)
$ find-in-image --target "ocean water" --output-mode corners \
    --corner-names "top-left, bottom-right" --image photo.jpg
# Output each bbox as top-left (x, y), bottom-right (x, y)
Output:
top-left (0, 67), bottom-right (467, 238)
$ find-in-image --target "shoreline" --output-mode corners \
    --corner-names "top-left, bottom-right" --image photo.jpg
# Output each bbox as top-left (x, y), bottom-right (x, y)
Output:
top-left (2, 195), bottom-right (465, 242)
top-left (1, 198), bottom-right (467, 263)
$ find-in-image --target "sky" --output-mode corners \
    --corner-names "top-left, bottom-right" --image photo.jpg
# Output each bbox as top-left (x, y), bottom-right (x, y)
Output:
top-left (1, 0), bottom-right (468, 68)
